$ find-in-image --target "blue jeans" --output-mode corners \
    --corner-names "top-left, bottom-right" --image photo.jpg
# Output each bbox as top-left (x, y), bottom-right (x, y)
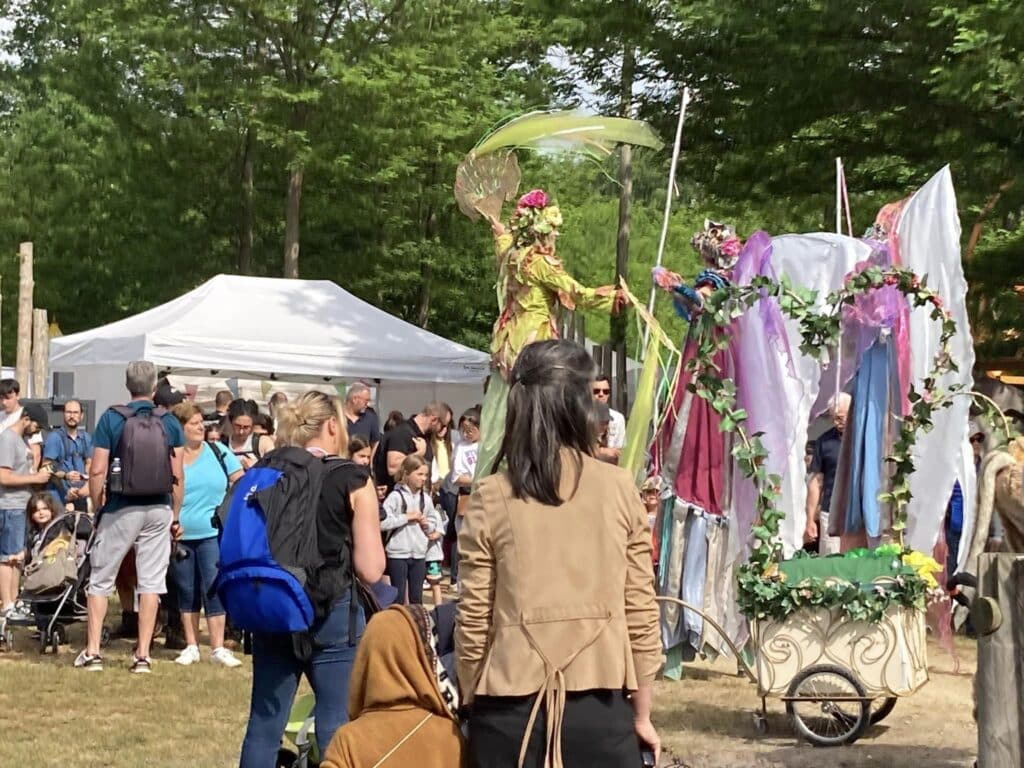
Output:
top-left (171, 537), bottom-right (224, 616)
top-left (239, 597), bottom-right (365, 768)
top-left (0, 508), bottom-right (26, 560)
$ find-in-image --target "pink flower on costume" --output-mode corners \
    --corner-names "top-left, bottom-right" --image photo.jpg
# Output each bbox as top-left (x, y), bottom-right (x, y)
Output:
top-left (719, 237), bottom-right (742, 258)
top-left (517, 189), bottom-right (550, 209)
top-left (653, 266), bottom-right (683, 290)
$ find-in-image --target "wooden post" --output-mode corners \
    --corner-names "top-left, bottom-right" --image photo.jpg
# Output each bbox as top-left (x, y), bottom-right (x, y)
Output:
top-left (31, 309), bottom-right (48, 397)
top-left (16, 243), bottom-right (33, 388)
top-left (975, 553), bottom-right (1024, 767)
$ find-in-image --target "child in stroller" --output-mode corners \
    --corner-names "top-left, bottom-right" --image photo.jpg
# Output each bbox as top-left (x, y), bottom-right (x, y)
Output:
top-left (6, 492), bottom-right (100, 653)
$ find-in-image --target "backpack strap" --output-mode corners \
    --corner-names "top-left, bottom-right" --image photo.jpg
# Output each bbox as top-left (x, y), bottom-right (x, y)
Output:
top-left (209, 442), bottom-right (232, 492)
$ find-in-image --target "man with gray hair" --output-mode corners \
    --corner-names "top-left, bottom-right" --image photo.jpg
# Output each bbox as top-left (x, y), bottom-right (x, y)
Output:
top-left (804, 392), bottom-right (851, 554)
top-left (343, 382), bottom-right (380, 446)
top-left (77, 361), bottom-right (185, 673)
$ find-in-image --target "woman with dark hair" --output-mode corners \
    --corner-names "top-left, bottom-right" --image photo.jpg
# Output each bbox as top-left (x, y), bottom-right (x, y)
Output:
top-left (383, 410), bottom-right (405, 434)
top-left (456, 339), bottom-right (661, 768)
top-left (225, 399), bottom-right (275, 469)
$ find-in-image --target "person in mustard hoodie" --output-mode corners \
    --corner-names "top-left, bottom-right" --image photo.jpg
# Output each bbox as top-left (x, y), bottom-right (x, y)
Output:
top-left (320, 604), bottom-right (465, 768)
top-left (457, 339), bottom-right (662, 768)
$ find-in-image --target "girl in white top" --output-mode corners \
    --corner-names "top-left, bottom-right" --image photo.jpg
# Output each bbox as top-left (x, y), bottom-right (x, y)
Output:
top-left (447, 407), bottom-right (480, 588)
top-left (380, 454), bottom-right (441, 605)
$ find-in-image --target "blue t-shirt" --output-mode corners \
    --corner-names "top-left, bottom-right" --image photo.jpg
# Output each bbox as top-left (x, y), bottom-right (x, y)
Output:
top-left (43, 427), bottom-right (93, 503)
top-left (181, 442), bottom-right (241, 540)
top-left (94, 400), bottom-right (185, 513)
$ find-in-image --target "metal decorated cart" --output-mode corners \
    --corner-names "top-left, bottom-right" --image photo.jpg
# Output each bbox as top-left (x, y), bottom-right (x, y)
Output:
top-left (658, 591), bottom-right (928, 747)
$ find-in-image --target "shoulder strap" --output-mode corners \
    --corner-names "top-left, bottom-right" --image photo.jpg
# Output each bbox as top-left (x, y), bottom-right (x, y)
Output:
top-left (110, 405), bottom-right (133, 420)
top-left (209, 442), bottom-right (231, 489)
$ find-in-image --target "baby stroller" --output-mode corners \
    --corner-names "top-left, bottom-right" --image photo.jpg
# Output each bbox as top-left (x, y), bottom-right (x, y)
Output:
top-left (8, 511), bottom-right (108, 654)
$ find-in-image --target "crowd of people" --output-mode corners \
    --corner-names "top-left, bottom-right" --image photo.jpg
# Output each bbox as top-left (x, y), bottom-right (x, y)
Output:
top-left (0, 347), bottom-right (662, 768)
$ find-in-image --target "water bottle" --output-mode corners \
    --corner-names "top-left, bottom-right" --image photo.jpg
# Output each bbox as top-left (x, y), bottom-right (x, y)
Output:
top-left (109, 457), bottom-right (123, 494)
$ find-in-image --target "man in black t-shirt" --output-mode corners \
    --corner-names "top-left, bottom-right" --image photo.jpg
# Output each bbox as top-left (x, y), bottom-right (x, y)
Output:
top-left (805, 393), bottom-right (850, 554)
top-left (372, 402), bottom-right (443, 496)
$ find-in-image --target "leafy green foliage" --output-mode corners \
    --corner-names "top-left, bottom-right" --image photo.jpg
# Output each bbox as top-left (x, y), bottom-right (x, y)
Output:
top-left (0, 0), bottom-right (1021, 367)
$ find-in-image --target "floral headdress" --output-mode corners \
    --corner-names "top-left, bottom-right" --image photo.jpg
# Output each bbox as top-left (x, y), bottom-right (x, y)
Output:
top-left (691, 219), bottom-right (743, 270)
top-left (509, 188), bottom-right (563, 246)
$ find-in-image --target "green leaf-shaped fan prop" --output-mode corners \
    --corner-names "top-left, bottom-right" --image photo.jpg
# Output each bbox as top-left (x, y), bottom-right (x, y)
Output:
top-left (455, 110), bottom-right (664, 222)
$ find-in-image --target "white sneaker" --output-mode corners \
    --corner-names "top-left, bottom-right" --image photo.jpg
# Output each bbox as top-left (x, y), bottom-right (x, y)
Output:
top-left (174, 645), bottom-right (201, 666)
top-left (210, 647), bottom-right (242, 668)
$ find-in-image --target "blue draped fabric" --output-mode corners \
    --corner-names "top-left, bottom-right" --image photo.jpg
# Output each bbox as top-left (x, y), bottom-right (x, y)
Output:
top-left (844, 340), bottom-right (890, 537)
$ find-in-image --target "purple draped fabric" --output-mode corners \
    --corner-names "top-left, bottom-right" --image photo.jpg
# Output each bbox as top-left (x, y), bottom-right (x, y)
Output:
top-left (729, 231), bottom-right (802, 552)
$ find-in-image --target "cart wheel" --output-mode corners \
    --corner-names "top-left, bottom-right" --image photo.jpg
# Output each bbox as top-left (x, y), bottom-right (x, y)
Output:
top-left (752, 712), bottom-right (769, 736)
top-left (869, 697), bottom-right (897, 726)
top-left (100, 626), bottom-right (111, 649)
top-left (40, 630), bottom-right (49, 654)
top-left (786, 664), bottom-right (870, 747)
top-left (4, 628), bottom-right (13, 651)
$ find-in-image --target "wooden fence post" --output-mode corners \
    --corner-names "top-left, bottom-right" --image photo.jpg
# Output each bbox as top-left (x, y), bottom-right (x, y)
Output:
top-left (975, 553), bottom-right (1024, 767)
top-left (31, 309), bottom-right (48, 398)
top-left (16, 243), bottom-right (33, 388)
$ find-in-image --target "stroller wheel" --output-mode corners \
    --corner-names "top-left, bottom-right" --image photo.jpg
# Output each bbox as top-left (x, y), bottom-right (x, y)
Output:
top-left (3, 628), bottom-right (13, 651)
top-left (40, 630), bottom-right (49, 654)
top-left (100, 626), bottom-right (111, 648)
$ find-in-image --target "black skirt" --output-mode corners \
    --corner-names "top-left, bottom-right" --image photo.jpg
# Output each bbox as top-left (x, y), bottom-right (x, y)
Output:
top-left (468, 689), bottom-right (638, 768)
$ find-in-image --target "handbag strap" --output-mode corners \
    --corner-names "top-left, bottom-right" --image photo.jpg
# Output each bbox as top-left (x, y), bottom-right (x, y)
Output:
top-left (371, 714), bottom-right (433, 768)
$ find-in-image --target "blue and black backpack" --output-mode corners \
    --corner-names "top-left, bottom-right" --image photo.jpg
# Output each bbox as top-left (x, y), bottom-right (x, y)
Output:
top-left (214, 447), bottom-right (327, 634)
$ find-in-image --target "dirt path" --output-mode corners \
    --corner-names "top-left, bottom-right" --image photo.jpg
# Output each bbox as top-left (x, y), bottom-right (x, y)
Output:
top-left (654, 638), bottom-right (977, 768)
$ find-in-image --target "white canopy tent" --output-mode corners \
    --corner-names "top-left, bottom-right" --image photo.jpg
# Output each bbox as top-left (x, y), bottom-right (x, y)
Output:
top-left (50, 274), bottom-right (489, 416)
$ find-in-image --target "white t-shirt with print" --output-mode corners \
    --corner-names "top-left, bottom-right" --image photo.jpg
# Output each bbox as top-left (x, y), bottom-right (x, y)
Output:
top-left (0, 408), bottom-right (44, 446)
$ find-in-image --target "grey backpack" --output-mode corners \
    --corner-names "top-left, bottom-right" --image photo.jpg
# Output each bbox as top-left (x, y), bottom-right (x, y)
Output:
top-left (110, 405), bottom-right (174, 496)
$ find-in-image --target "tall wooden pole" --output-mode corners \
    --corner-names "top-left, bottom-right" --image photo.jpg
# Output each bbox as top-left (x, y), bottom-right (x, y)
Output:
top-left (16, 243), bottom-right (34, 389)
top-left (31, 309), bottom-right (48, 397)
top-left (612, 43), bottom-right (636, 415)
top-left (0, 274), bottom-right (4, 370)
top-left (975, 553), bottom-right (1024, 767)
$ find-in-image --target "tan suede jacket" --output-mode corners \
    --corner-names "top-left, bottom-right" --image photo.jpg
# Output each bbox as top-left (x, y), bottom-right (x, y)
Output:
top-left (455, 451), bottom-right (662, 707)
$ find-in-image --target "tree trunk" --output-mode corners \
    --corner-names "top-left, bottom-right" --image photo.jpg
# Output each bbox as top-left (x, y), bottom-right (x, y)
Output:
top-left (16, 243), bottom-right (33, 389)
top-left (283, 165), bottom-right (304, 278)
top-left (31, 309), bottom-right (48, 398)
top-left (417, 204), bottom-right (438, 328)
top-left (0, 274), bottom-right (4, 368)
top-left (239, 124), bottom-right (256, 274)
top-left (611, 44), bottom-right (636, 415)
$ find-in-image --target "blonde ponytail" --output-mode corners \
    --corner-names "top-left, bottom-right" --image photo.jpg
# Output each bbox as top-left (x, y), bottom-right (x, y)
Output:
top-left (276, 391), bottom-right (348, 455)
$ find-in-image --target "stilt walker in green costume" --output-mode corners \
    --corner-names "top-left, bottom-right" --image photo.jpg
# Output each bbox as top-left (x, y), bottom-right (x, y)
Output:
top-left (452, 110), bottom-right (665, 481)
top-left (473, 188), bottom-right (623, 481)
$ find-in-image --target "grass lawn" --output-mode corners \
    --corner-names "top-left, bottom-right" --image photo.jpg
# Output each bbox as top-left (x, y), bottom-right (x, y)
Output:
top-left (0, 619), bottom-right (978, 768)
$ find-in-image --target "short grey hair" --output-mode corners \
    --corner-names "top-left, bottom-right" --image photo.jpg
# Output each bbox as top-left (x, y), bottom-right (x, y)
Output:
top-left (345, 382), bottom-right (370, 402)
top-left (125, 361), bottom-right (157, 398)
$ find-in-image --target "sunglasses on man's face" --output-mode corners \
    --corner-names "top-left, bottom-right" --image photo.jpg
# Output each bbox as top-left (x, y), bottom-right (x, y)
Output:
top-left (970, 435), bottom-right (984, 444)
top-left (593, 388), bottom-right (610, 396)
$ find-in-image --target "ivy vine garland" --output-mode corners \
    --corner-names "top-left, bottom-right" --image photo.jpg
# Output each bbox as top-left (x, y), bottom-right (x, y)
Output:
top-left (684, 265), bottom-right (959, 623)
